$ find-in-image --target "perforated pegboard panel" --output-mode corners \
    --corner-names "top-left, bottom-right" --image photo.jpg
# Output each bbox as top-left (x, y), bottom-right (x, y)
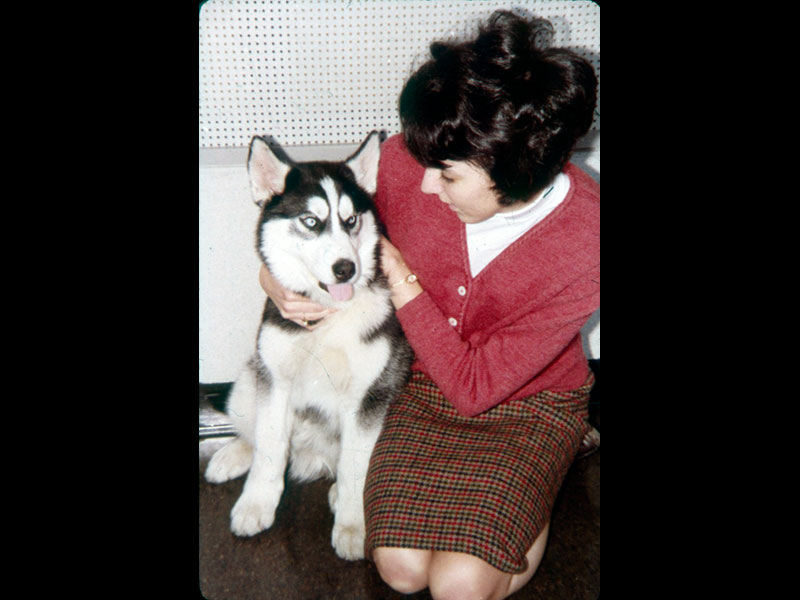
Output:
top-left (199, 0), bottom-right (599, 148)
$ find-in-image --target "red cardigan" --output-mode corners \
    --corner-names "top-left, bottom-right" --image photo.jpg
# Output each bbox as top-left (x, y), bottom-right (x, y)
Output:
top-left (374, 134), bottom-right (600, 417)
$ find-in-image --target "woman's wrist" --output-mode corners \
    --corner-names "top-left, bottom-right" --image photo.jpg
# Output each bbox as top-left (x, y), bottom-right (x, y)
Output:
top-left (388, 272), bottom-right (423, 310)
top-left (380, 236), bottom-right (422, 310)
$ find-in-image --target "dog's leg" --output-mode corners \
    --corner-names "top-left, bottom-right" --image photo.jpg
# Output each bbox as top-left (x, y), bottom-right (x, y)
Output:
top-left (288, 412), bottom-right (340, 482)
top-left (204, 360), bottom-right (261, 483)
top-left (329, 418), bottom-right (382, 560)
top-left (229, 379), bottom-right (294, 537)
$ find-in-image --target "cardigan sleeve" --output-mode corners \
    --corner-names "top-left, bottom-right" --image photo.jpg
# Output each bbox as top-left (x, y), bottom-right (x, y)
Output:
top-left (396, 266), bottom-right (599, 417)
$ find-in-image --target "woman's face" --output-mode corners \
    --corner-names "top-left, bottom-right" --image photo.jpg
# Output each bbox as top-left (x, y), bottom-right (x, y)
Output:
top-left (420, 160), bottom-right (512, 224)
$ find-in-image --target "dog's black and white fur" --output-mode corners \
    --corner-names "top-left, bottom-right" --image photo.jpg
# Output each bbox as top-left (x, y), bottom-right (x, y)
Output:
top-left (205, 131), bottom-right (413, 560)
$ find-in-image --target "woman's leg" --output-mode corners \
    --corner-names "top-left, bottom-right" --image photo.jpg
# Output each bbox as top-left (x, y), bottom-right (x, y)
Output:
top-left (506, 521), bottom-right (550, 596)
top-left (372, 547), bottom-right (432, 594)
top-left (373, 522), bottom-right (549, 600)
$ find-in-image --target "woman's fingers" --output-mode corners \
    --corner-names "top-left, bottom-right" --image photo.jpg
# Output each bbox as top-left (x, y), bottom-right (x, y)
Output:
top-left (260, 264), bottom-right (335, 329)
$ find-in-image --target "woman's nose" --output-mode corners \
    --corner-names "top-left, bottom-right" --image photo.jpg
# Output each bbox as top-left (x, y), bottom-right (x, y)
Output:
top-left (420, 168), bottom-right (442, 195)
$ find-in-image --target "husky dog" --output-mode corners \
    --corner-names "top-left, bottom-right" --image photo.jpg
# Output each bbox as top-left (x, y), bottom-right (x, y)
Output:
top-left (205, 131), bottom-right (413, 560)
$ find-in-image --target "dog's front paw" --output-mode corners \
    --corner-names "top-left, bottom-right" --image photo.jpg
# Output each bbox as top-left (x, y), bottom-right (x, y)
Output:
top-left (205, 438), bottom-right (252, 484)
top-left (230, 492), bottom-right (280, 537)
top-left (331, 521), bottom-right (366, 560)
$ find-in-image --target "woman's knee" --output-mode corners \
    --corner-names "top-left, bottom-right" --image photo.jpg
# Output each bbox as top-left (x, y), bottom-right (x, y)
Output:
top-left (427, 552), bottom-right (511, 600)
top-left (374, 524), bottom-right (551, 599)
top-left (372, 547), bottom-right (432, 594)
top-left (506, 522), bottom-right (551, 596)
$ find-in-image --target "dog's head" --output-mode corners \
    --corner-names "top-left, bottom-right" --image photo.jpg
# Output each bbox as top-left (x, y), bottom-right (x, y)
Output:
top-left (247, 131), bottom-right (383, 307)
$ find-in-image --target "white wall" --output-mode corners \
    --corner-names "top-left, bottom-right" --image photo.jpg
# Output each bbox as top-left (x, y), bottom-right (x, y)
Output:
top-left (199, 162), bottom-right (262, 383)
top-left (200, 0), bottom-right (599, 149)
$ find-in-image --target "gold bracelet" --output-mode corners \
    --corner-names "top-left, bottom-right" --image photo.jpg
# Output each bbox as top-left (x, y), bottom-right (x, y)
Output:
top-left (391, 273), bottom-right (418, 287)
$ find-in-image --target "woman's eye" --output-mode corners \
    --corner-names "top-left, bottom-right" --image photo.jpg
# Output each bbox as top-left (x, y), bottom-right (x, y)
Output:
top-left (301, 216), bottom-right (318, 229)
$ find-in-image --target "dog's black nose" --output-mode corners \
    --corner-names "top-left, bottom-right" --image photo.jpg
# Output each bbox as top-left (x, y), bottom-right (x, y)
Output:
top-left (332, 259), bottom-right (356, 282)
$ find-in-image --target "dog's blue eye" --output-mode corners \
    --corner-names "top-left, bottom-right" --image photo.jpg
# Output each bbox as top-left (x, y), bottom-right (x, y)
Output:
top-left (345, 215), bottom-right (358, 228)
top-left (301, 216), bottom-right (318, 229)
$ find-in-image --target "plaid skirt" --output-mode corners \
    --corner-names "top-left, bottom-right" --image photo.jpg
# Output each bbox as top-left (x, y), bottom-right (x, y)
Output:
top-left (364, 370), bottom-right (594, 574)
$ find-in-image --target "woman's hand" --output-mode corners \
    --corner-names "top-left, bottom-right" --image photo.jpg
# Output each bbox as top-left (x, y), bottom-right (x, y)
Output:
top-left (380, 236), bottom-right (423, 310)
top-left (258, 263), bottom-right (335, 329)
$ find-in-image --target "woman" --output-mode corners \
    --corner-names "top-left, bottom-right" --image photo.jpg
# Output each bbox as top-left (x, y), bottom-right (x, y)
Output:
top-left (260, 11), bottom-right (599, 599)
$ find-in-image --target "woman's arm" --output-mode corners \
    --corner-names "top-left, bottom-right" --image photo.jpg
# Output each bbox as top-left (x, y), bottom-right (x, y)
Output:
top-left (383, 226), bottom-right (598, 416)
top-left (380, 236), bottom-right (424, 310)
top-left (397, 271), bottom-right (599, 417)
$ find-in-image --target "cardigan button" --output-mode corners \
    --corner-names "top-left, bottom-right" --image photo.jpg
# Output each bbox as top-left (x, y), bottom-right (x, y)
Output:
top-left (457, 285), bottom-right (466, 296)
top-left (448, 317), bottom-right (458, 327)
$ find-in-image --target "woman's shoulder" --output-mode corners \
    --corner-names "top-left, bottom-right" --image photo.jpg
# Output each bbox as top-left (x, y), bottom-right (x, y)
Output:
top-left (564, 163), bottom-right (599, 204)
top-left (378, 133), bottom-right (425, 187)
top-left (381, 133), bottom-right (411, 162)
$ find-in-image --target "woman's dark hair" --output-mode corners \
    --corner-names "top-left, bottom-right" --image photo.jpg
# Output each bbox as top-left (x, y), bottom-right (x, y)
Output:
top-left (399, 10), bottom-right (597, 205)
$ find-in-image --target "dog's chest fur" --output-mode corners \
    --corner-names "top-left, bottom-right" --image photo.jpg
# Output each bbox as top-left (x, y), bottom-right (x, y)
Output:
top-left (257, 287), bottom-right (392, 412)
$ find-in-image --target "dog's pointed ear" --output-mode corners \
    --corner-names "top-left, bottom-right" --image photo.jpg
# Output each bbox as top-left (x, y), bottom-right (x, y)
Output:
top-left (248, 136), bottom-right (291, 207)
top-left (345, 131), bottom-right (382, 195)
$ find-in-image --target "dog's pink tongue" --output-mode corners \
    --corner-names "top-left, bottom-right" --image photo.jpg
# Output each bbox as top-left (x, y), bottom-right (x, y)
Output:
top-left (328, 283), bottom-right (354, 301)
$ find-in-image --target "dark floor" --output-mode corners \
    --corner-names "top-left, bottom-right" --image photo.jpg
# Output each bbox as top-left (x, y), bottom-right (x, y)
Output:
top-left (199, 362), bottom-right (600, 600)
